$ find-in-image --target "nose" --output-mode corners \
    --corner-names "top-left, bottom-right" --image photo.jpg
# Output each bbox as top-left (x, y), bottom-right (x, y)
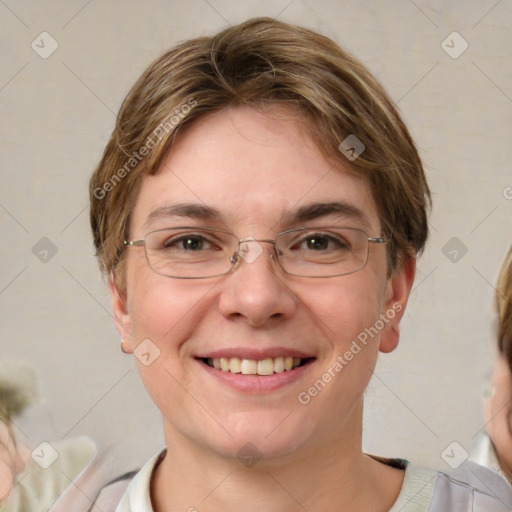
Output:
top-left (218, 240), bottom-right (297, 327)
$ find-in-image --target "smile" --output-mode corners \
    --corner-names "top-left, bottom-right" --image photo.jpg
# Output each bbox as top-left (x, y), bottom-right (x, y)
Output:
top-left (202, 356), bottom-right (314, 375)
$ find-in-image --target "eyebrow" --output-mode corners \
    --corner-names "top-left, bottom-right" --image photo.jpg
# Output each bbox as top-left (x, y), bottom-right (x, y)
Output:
top-left (282, 201), bottom-right (371, 228)
top-left (144, 200), bottom-right (371, 230)
top-left (144, 203), bottom-right (224, 230)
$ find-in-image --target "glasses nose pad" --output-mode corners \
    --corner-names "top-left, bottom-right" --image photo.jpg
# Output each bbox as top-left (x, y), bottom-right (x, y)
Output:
top-left (229, 251), bottom-right (239, 266)
top-left (233, 238), bottom-right (264, 265)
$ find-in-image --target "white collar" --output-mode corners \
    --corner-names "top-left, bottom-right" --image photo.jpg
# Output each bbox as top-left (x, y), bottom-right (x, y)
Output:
top-left (114, 450), bottom-right (164, 512)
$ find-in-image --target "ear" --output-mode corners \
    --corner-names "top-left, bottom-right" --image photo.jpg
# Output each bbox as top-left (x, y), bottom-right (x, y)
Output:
top-left (378, 255), bottom-right (416, 354)
top-left (108, 273), bottom-right (134, 354)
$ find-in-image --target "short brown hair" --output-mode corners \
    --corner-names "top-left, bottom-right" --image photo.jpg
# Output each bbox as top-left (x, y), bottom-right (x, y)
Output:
top-left (497, 247), bottom-right (512, 371)
top-left (90, 17), bottom-right (431, 288)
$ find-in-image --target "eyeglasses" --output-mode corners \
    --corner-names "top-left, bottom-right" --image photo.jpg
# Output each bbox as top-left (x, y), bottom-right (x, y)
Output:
top-left (123, 226), bottom-right (388, 279)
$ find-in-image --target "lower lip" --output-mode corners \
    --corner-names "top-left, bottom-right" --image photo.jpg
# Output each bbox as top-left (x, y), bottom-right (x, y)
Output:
top-left (196, 359), bottom-right (314, 393)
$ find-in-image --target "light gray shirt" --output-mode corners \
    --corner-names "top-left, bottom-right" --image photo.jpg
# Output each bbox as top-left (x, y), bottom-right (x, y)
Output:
top-left (112, 451), bottom-right (512, 512)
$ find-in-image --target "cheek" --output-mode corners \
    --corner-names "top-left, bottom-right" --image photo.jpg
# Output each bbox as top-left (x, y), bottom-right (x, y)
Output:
top-left (292, 277), bottom-right (386, 433)
top-left (488, 404), bottom-right (512, 472)
top-left (302, 273), bottom-right (386, 349)
top-left (125, 261), bottom-right (214, 350)
top-left (486, 387), bottom-right (512, 445)
top-left (124, 270), bottom-right (219, 413)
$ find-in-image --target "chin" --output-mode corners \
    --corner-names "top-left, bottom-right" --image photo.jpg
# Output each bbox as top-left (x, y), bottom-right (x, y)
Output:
top-left (205, 410), bottom-right (316, 466)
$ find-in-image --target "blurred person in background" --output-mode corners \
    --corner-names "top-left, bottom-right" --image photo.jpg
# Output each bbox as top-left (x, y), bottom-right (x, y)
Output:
top-left (472, 247), bottom-right (512, 482)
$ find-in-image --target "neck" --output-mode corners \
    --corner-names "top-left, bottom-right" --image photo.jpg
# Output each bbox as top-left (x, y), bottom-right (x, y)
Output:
top-left (151, 403), bottom-right (404, 512)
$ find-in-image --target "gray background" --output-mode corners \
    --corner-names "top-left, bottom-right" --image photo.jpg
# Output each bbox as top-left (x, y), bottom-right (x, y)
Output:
top-left (1, 0), bottom-right (511, 474)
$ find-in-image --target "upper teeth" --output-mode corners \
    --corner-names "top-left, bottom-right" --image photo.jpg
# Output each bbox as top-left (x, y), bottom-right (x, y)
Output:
top-left (208, 356), bottom-right (302, 375)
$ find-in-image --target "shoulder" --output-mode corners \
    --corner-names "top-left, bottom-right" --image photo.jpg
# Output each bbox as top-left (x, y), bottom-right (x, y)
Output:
top-left (393, 460), bottom-right (512, 512)
top-left (434, 460), bottom-right (512, 511)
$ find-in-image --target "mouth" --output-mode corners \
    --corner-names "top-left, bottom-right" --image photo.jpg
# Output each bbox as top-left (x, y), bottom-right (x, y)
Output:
top-left (199, 356), bottom-right (315, 376)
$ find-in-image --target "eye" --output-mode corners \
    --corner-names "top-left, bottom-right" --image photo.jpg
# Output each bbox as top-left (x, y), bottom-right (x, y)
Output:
top-left (295, 232), bottom-right (350, 251)
top-left (162, 233), bottom-right (215, 251)
top-left (304, 235), bottom-right (329, 250)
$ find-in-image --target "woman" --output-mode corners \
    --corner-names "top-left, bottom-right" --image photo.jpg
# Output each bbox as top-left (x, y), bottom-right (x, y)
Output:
top-left (3, 16), bottom-right (511, 512)
top-left (473, 247), bottom-right (512, 482)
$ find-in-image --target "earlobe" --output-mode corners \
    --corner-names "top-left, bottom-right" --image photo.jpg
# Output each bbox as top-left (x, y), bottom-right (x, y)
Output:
top-left (378, 255), bottom-right (416, 354)
top-left (108, 273), bottom-right (134, 354)
top-left (120, 339), bottom-right (131, 354)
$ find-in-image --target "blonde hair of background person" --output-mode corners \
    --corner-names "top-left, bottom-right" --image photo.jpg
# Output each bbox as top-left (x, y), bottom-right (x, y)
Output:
top-left (485, 247), bottom-right (512, 481)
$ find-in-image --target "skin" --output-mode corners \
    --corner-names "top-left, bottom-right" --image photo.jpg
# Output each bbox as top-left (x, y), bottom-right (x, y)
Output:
top-left (0, 422), bottom-right (29, 503)
top-left (110, 105), bottom-right (415, 511)
top-left (485, 355), bottom-right (512, 481)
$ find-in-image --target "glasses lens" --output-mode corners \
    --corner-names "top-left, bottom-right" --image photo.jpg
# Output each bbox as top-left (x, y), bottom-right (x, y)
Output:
top-left (144, 228), bottom-right (237, 278)
top-left (275, 227), bottom-right (369, 277)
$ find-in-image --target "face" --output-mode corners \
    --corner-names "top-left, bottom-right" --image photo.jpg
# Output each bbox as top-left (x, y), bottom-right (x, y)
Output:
top-left (111, 105), bottom-right (413, 463)
top-left (485, 356), bottom-right (512, 478)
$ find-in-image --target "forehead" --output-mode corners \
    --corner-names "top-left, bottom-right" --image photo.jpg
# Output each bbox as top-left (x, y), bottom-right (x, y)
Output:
top-left (131, 106), bottom-right (380, 234)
